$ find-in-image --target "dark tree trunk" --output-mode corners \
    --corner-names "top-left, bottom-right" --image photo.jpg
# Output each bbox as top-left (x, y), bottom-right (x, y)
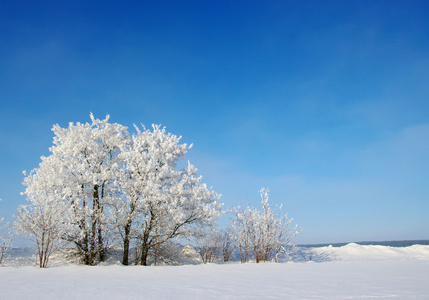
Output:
top-left (140, 244), bottom-right (149, 266)
top-left (122, 221), bottom-right (132, 265)
top-left (89, 185), bottom-right (99, 265)
top-left (82, 237), bottom-right (91, 265)
top-left (97, 226), bottom-right (105, 262)
top-left (140, 209), bottom-right (155, 266)
top-left (80, 194), bottom-right (92, 265)
top-left (140, 229), bottom-right (151, 266)
top-left (90, 220), bottom-right (97, 264)
top-left (97, 182), bottom-right (106, 262)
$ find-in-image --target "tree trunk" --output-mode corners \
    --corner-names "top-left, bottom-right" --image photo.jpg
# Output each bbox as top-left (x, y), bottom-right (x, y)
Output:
top-left (140, 243), bottom-right (149, 266)
top-left (122, 221), bottom-right (132, 265)
top-left (140, 229), bottom-right (151, 266)
top-left (90, 219), bottom-right (97, 264)
top-left (140, 209), bottom-right (155, 266)
top-left (90, 185), bottom-right (99, 265)
top-left (97, 182), bottom-right (106, 262)
top-left (79, 194), bottom-right (91, 265)
top-left (81, 238), bottom-right (90, 265)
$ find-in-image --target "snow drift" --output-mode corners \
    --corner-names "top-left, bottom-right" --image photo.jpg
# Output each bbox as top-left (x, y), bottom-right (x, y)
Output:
top-left (301, 242), bottom-right (429, 262)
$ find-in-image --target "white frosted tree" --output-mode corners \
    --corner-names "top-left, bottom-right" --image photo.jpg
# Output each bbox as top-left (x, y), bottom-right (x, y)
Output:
top-left (220, 228), bottom-right (235, 262)
top-left (110, 124), bottom-right (189, 265)
top-left (194, 227), bottom-right (223, 263)
top-left (111, 125), bottom-right (222, 265)
top-left (21, 114), bottom-right (129, 265)
top-left (0, 200), bottom-right (14, 264)
top-left (15, 192), bottom-right (70, 268)
top-left (20, 114), bottom-right (222, 266)
top-left (231, 188), bottom-right (300, 263)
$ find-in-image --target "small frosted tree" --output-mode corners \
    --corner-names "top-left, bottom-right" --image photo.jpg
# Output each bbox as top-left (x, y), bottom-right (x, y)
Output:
top-left (231, 188), bottom-right (300, 263)
top-left (194, 227), bottom-right (223, 263)
top-left (15, 193), bottom-right (70, 268)
top-left (220, 228), bottom-right (235, 262)
top-left (0, 199), bottom-right (14, 264)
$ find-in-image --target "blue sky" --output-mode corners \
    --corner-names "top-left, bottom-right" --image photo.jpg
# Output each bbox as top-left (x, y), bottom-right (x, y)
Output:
top-left (1, 0), bottom-right (428, 244)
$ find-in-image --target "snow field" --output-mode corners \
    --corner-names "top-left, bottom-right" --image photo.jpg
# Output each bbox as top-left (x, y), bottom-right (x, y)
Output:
top-left (1, 260), bottom-right (429, 299)
top-left (1, 243), bottom-right (429, 299)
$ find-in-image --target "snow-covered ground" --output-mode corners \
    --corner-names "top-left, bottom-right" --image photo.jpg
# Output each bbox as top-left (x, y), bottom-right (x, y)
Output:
top-left (1, 243), bottom-right (429, 299)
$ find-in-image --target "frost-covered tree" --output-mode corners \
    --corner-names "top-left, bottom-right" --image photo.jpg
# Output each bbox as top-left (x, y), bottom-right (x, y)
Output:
top-left (0, 200), bottom-right (14, 264)
top-left (108, 125), bottom-right (222, 265)
top-left (231, 189), bottom-right (299, 263)
top-left (136, 162), bottom-right (221, 266)
top-left (110, 124), bottom-right (189, 265)
top-left (0, 223), bottom-right (13, 265)
top-left (15, 192), bottom-right (70, 268)
top-left (21, 114), bottom-right (129, 265)
top-left (149, 240), bottom-right (184, 266)
top-left (220, 228), bottom-right (235, 262)
top-left (112, 125), bottom-right (222, 265)
top-left (20, 114), bottom-right (222, 266)
top-left (194, 227), bottom-right (223, 263)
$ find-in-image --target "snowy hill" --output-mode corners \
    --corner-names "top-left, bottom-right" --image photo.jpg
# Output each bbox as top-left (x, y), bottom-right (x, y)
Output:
top-left (297, 242), bottom-right (429, 262)
top-left (299, 239), bottom-right (429, 248)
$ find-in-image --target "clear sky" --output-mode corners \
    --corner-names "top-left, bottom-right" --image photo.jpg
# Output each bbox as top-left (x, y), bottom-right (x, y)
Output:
top-left (1, 0), bottom-right (428, 244)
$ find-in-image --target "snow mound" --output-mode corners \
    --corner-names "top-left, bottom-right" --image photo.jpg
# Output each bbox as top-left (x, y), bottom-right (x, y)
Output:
top-left (309, 243), bottom-right (429, 262)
